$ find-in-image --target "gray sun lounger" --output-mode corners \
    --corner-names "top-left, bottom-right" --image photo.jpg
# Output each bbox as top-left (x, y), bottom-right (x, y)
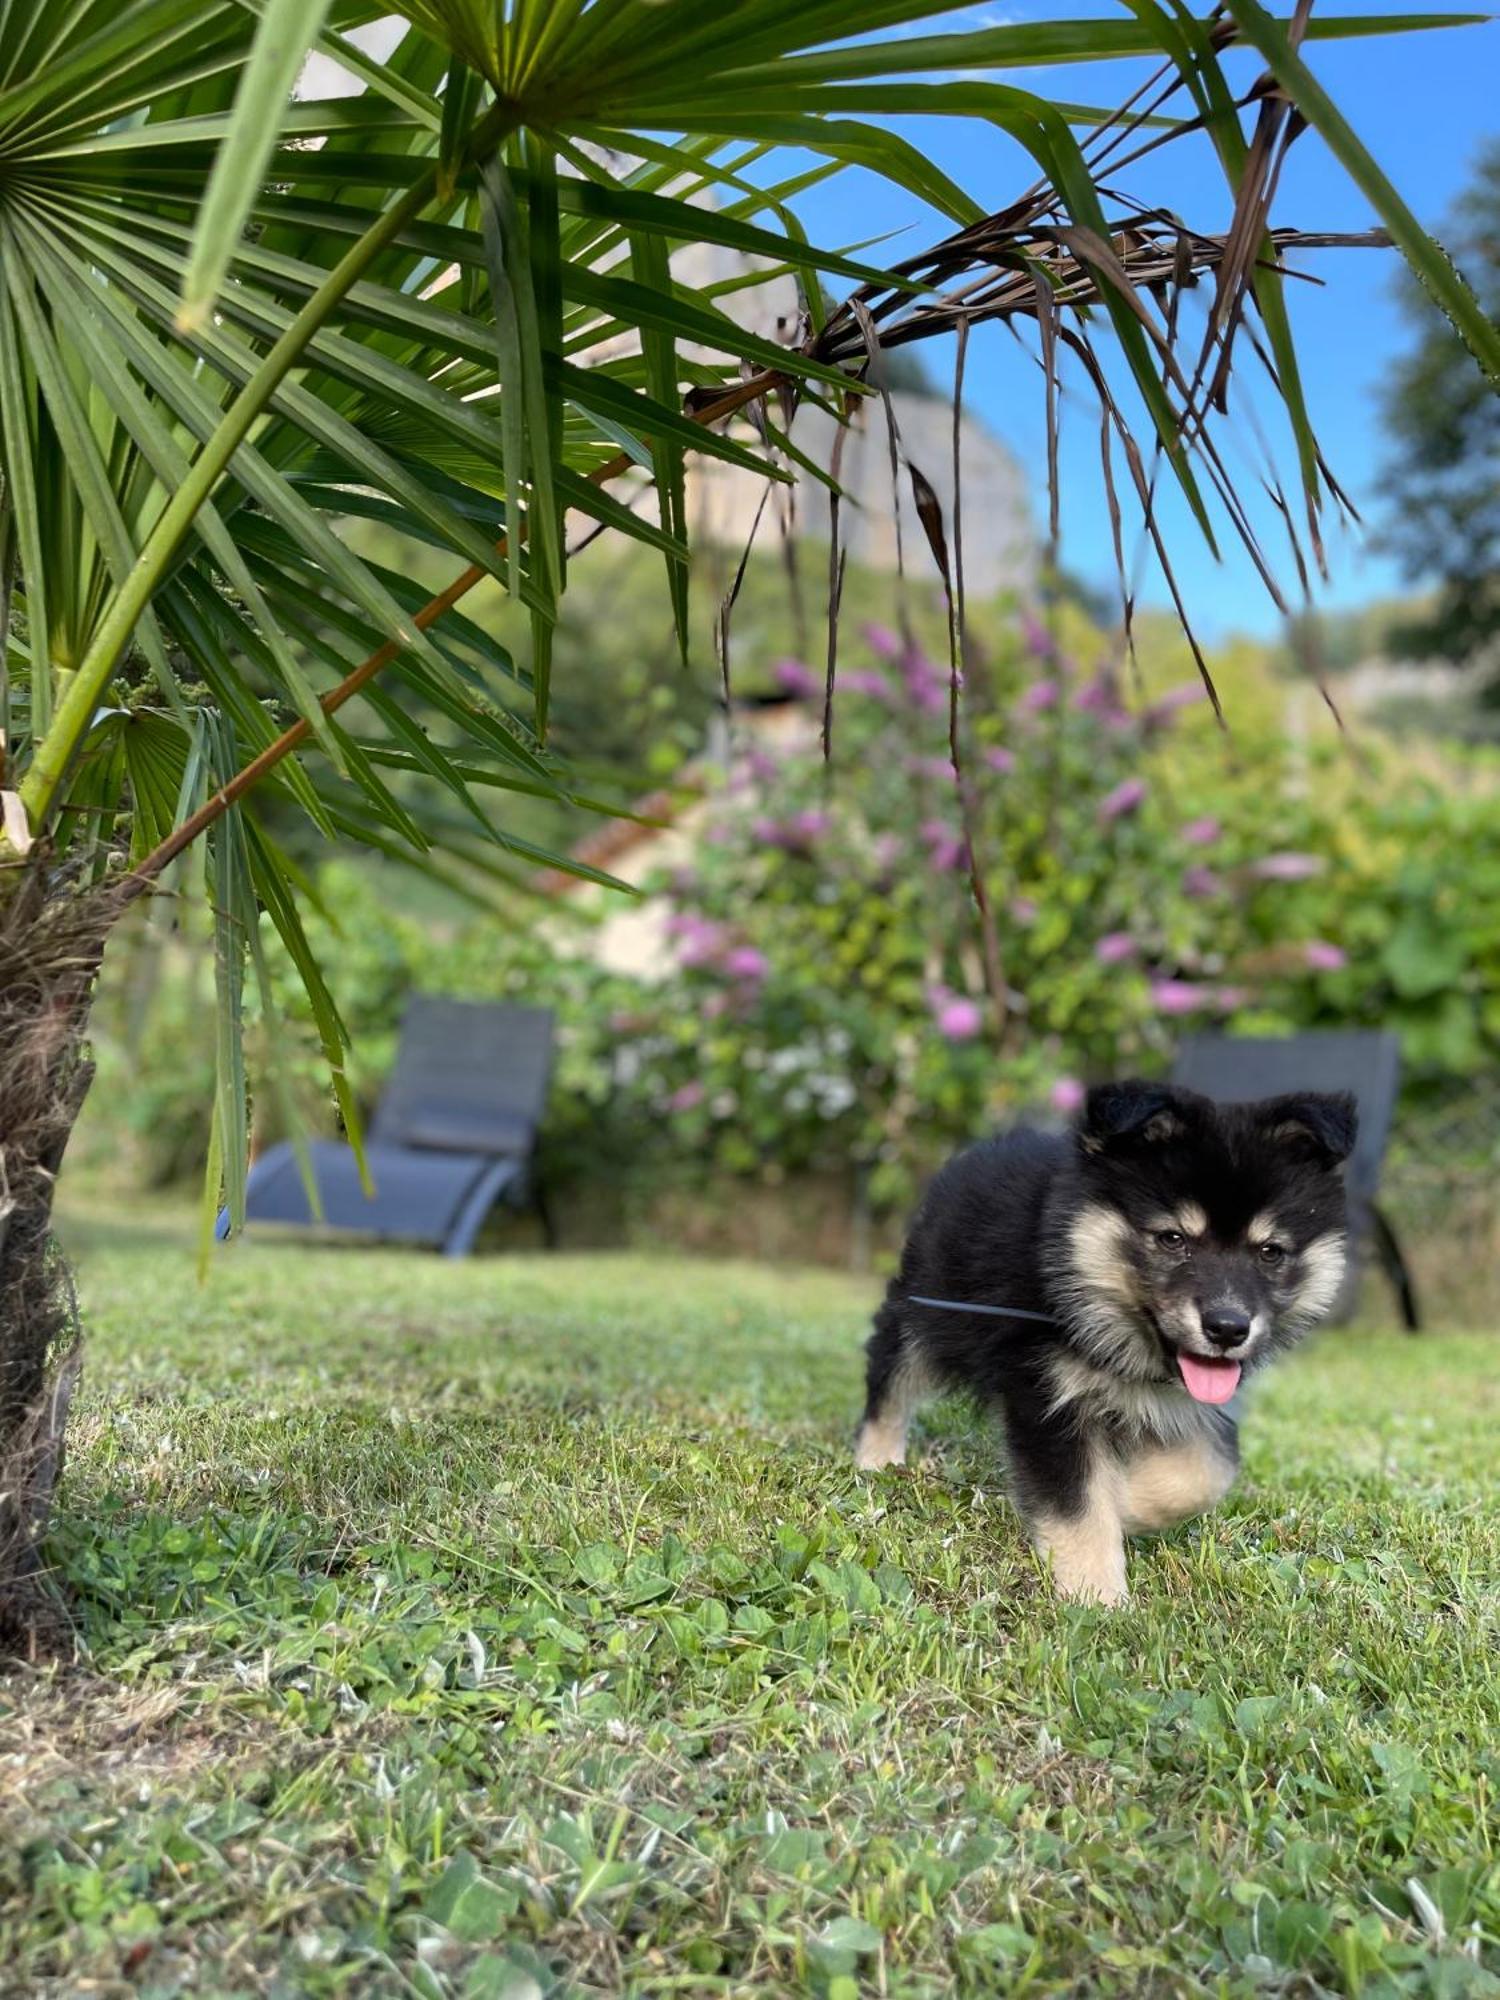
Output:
top-left (1171, 1029), bottom-right (1419, 1330)
top-left (219, 997), bottom-right (555, 1257)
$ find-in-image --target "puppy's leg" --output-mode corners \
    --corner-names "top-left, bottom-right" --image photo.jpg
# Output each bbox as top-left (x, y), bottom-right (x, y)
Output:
top-left (1004, 1401), bottom-right (1127, 1605)
top-left (1031, 1469), bottom-right (1128, 1606)
top-left (854, 1309), bottom-right (928, 1471)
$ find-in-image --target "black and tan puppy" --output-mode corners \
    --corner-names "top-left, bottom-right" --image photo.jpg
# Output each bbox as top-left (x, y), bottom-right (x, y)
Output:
top-left (855, 1081), bottom-right (1355, 1604)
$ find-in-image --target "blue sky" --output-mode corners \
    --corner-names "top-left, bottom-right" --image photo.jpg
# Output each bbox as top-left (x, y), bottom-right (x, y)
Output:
top-left (783, 3), bottom-right (1498, 640)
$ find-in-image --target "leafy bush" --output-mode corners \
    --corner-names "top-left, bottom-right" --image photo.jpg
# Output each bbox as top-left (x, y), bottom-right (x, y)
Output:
top-left (605, 621), bottom-right (1367, 1207)
top-left (79, 615), bottom-right (1500, 1228)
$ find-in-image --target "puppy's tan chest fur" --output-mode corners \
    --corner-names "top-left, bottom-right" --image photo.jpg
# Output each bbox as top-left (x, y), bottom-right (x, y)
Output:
top-left (1116, 1434), bottom-right (1237, 1533)
top-left (1032, 1431), bottom-right (1237, 1604)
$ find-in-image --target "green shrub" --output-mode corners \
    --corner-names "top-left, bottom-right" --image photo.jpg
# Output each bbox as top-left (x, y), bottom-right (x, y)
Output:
top-left (79, 619), bottom-right (1500, 1221)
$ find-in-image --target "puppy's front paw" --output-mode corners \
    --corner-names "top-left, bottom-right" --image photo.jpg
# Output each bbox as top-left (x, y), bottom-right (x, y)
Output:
top-left (853, 1418), bottom-right (907, 1471)
top-left (1033, 1515), bottom-right (1129, 1606)
top-left (1050, 1563), bottom-right (1129, 1608)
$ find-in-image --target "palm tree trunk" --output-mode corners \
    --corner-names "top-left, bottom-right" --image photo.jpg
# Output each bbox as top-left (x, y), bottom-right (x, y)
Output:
top-left (0, 858), bottom-right (112, 1655)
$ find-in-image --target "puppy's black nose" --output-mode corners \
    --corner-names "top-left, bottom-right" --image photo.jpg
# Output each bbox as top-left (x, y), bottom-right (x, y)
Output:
top-left (1201, 1307), bottom-right (1251, 1350)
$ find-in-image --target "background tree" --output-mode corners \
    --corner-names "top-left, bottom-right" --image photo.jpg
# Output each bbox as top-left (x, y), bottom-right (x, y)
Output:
top-left (1380, 140), bottom-right (1500, 667)
top-left (0, 0), bottom-right (1498, 1649)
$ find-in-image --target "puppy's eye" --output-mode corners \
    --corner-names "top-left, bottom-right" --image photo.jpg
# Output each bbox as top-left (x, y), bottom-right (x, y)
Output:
top-left (1154, 1229), bottom-right (1186, 1251)
top-left (1258, 1241), bottom-right (1288, 1267)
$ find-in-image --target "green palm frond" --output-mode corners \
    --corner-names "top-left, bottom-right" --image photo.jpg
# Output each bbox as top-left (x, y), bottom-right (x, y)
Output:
top-left (0, 0), bottom-right (1494, 1236)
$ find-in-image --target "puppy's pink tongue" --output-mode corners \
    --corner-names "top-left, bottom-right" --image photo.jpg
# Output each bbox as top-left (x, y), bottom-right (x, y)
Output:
top-left (1177, 1353), bottom-right (1242, 1404)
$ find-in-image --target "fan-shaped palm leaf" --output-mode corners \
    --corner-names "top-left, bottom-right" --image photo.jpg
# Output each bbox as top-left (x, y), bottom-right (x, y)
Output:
top-left (0, 0), bottom-right (1493, 1236)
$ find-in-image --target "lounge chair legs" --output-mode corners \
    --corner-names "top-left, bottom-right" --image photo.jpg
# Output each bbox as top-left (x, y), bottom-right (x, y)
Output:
top-left (442, 1158), bottom-right (523, 1258)
top-left (1369, 1202), bottom-right (1421, 1333)
top-left (534, 1179), bottom-right (558, 1250)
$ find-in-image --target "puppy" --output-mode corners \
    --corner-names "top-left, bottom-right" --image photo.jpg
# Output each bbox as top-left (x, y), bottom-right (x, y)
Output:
top-left (854, 1080), bottom-right (1356, 1604)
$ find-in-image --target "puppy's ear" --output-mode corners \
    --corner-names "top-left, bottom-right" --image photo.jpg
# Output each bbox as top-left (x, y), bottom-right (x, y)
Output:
top-left (1256, 1090), bottom-right (1358, 1165)
top-left (1080, 1080), bottom-right (1202, 1153)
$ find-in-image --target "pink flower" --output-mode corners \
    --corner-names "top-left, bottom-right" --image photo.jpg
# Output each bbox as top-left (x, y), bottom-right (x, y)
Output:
top-left (1144, 682), bottom-right (1208, 726)
top-left (1072, 670), bottom-right (1126, 725)
top-left (1072, 675), bottom-right (1110, 714)
top-left (679, 937), bottom-right (724, 970)
top-left (744, 748), bottom-right (780, 785)
top-left (908, 755), bottom-right (959, 784)
top-left (773, 657), bottom-right (819, 699)
top-left (1099, 778), bottom-right (1148, 823)
top-left (1017, 679), bottom-right (1059, 715)
top-left (1303, 940), bottom-right (1347, 972)
top-left (983, 746), bottom-right (1016, 775)
top-left (842, 668), bottom-right (894, 700)
top-left (1021, 612), bottom-right (1053, 659)
top-left (864, 622), bottom-right (903, 660)
top-left (723, 946), bottom-right (769, 982)
top-left (919, 820), bottom-right (967, 872)
top-left (702, 992), bottom-right (730, 1021)
top-left (672, 914), bottom-right (725, 968)
top-left (1150, 978), bottom-right (1208, 1017)
top-left (934, 995), bottom-right (984, 1042)
top-left (1095, 932), bottom-right (1138, 965)
top-left (1247, 852), bottom-right (1324, 882)
top-left (1010, 897), bottom-right (1038, 925)
top-left (1183, 865), bottom-right (1223, 900)
top-left (1183, 817), bottom-right (1221, 847)
top-left (668, 1081), bottom-right (706, 1113)
top-left (1211, 985), bottom-right (1250, 1013)
top-left (753, 811), bottom-right (828, 851)
top-left (1050, 1076), bottom-right (1086, 1116)
top-left (900, 651), bottom-right (948, 716)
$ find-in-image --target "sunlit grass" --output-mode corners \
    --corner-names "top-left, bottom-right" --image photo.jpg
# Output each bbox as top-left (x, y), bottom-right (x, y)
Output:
top-left (4, 1207), bottom-right (1497, 1996)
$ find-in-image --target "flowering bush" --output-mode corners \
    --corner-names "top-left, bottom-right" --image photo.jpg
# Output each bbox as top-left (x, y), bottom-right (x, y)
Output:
top-left (583, 617), bottom-right (1500, 1210)
top-left (78, 614), bottom-right (1500, 1226)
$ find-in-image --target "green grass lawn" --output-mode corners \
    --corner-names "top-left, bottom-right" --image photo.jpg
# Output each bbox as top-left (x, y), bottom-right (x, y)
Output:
top-left (4, 1210), bottom-right (1498, 1999)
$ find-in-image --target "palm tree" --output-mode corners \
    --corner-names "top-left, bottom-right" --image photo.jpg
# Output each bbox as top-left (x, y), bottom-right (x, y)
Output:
top-left (0, 0), bottom-right (1495, 1645)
